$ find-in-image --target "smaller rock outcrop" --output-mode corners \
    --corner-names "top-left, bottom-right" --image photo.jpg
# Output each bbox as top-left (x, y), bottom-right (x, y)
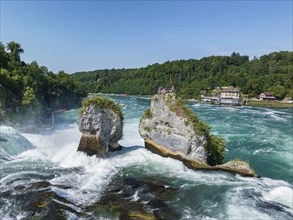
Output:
top-left (77, 96), bottom-right (123, 157)
top-left (183, 158), bottom-right (257, 177)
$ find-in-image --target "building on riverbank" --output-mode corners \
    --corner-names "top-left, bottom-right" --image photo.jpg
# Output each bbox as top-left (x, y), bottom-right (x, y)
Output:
top-left (220, 86), bottom-right (242, 106)
top-left (259, 92), bottom-right (276, 101)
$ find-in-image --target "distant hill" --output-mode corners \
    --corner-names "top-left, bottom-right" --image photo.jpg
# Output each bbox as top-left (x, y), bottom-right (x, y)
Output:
top-left (71, 51), bottom-right (293, 99)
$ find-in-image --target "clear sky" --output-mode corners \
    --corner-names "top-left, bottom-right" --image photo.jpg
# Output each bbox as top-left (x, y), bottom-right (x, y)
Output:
top-left (1, 0), bottom-right (292, 73)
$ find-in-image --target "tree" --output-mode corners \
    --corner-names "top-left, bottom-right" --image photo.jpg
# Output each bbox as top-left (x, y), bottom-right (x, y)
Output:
top-left (21, 87), bottom-right (35, 107)
top-left (0, 41), bottom-right (87, 126)
top-left (69, 51), bottom-right (292, 99)
top-left (6, 41), bottom-right (24, 62)
top-left (271, 85), bottom-right (286, 100)
top-left (0, 42), bottom-right (8, 68)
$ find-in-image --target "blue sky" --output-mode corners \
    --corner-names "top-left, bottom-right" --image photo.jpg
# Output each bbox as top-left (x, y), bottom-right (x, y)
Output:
top-left (1, 0), bottom-right (292, 73)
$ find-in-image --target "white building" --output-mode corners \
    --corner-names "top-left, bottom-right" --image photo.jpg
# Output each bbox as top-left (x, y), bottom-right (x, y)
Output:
top-left (220, 86), bottom-right (240, 99)
top-left (220, 86), bottom-right (242, 106)
top-left (259, 92), bottom-right (276, 101)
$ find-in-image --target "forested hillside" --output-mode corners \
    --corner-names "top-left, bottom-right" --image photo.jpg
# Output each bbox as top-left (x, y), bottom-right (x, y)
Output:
top-left (0, 41), bottom-right (86, 125)
top-left (71, 51), bottom-right (293, 99)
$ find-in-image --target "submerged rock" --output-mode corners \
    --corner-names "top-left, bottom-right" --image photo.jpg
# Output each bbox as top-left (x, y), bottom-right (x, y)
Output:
top-left (215, 160), bottom-right (257, 177)
top-left (183, 158), bottom-right (257, 177)
top-left (87, 175), bottom-right (180, 219)
top-left (77, 96), bottom-right (123, 156)
top-left (139, 94), bottom-right (257, 177)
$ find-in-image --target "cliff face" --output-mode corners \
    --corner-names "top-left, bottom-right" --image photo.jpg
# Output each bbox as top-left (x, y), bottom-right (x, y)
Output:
top-left (139, 94), bottom-right (208, 163)
top-left (78, 97), bottom-right (123, 157)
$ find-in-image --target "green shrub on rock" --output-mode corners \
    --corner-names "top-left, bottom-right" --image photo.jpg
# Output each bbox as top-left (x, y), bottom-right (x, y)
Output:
top-left (141, 108), bottom-right (153, 120)
top-left (206, 135), bottom-right (225, 166)
top-left (80, 96), bottom-right (124, 121)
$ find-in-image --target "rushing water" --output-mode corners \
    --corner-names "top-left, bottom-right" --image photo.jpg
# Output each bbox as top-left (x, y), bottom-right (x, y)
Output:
top-left (1, 95), bottom-right (292, 219)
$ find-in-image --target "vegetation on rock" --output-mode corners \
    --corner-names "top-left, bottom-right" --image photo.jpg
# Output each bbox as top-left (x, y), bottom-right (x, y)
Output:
top-left (206, 135), bottom-right (226, 166)
top-left (81, 96), bottom-right (124, 120)
top-left (140, 108), bottom-right (153, 121)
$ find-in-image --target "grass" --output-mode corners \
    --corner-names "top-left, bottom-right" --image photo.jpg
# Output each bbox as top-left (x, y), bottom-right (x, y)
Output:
top-left (80, 96), bottom-right (124, 120)
top-left (245, 100), bottom-right (293, 108)
top-left (141, 108), bottom-right (153, 120)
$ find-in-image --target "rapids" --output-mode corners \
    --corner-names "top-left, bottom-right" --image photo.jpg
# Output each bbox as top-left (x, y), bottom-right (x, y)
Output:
top-left (0, 95), bottom-right (292, 219)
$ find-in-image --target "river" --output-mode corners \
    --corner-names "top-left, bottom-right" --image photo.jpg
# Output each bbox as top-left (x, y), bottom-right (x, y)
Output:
top-left (1, 95), bottom-right (292, 219)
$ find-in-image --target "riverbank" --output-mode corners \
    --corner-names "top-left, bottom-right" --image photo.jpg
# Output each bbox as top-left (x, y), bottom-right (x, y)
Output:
top-left (244, 100), bottom-right (293, 108)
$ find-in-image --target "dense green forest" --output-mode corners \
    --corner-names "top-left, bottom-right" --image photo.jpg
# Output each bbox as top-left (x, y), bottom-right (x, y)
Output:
top-left (71, 51), bottom-right (293, 99)
top-left (0, 41), bottom-right (86, 125)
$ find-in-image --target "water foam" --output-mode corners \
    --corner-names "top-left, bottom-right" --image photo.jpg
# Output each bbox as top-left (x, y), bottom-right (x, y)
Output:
top-left (16, 119), bottom-right (290, 211)
top-left (17, 120), bottom-right (143, 205)
top-left (21, 124), bottom-right (81, 163)
top-left (264, 186), bottom-right (293, 209)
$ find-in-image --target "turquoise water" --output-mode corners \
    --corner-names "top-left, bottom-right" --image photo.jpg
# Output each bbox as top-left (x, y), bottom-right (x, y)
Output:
top-left (112, 95), bottom-right (293, 183)
top-left (1, 95), bottom-right (292, 219)
top-left (186, 103), bottom-right (293, 184)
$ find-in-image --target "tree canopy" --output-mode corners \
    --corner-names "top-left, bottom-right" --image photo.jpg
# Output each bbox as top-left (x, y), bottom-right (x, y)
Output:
top-left (0, 41), bottom-right (87, 125)
top-left (71, 51), bottom-right (293, 99)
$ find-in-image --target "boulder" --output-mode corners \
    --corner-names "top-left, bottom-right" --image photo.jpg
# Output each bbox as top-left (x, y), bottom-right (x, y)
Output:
top-left (77, 96), bottom-right (123, 156)
top-left (215, 160), bottom-right (257, 177)
top-left (139, 93), bottom-right (208, 163)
